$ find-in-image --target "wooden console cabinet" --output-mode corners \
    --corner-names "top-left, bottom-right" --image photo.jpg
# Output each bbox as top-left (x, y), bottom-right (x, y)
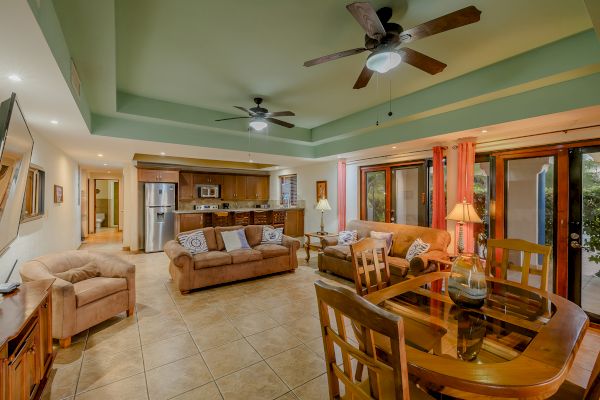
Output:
top-left (0, 279), bottom-right (55, 400)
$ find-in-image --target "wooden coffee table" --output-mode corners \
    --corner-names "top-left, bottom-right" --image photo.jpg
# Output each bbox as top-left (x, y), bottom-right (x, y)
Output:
top-left (304, 232), bottom-right (337, 262)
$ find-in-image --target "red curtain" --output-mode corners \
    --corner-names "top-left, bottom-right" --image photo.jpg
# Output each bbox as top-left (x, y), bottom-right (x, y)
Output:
top-left (432, 146), bottom-right (446, 230)
top-left (337, 160), bottom-right (346, 231)
top-left (456, 141), bottom-right (476, 253)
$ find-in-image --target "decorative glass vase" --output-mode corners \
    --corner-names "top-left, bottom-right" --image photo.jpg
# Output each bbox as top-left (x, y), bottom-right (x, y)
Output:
top-left (456, 310), bottom-right (486, 361)
top-left (448, 254), bottom-right (487, 308)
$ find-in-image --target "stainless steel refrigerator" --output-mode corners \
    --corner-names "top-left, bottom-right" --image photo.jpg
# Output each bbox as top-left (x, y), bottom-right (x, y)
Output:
top-left (144, 183), bottom-right (176, 252)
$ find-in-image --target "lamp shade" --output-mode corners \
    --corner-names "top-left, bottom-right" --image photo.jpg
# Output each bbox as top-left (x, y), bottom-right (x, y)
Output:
top-left (315, 198), bottom-right (331, 211)
top-left (446, 200), bottom-right (482, 223)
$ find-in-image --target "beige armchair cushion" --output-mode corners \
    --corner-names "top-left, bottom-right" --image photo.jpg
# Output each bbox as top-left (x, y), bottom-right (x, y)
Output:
top-left (54, 262), bottom-right (99, 283)
top-left (253, 244), bottom-right (288, 259)
top-left (74, 277), bottom-right (127, 307)
top-left (324, 245), bottom-right (352, 261)
top-left (193, 251), bottom-right (232, 269)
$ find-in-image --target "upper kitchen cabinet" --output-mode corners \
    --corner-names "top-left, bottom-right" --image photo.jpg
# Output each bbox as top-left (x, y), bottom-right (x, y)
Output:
top-left (193, 173), bottom-right (223, 185)
top-left (246, 176), bottom-right (270, 201)
top-left (179, 172), bottom-right (194, 200)
top-left (138, 169), bottom-right (179, 183)
top-left (222, 175), bottom-right (247, 200)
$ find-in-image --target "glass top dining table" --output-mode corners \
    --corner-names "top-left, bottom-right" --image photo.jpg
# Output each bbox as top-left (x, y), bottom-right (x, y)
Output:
top-left (364, 271), bottom-right (589, 399)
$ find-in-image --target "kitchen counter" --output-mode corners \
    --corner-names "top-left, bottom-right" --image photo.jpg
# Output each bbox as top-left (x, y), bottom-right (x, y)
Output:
top-left (173, 207), bottom-right (304, 214)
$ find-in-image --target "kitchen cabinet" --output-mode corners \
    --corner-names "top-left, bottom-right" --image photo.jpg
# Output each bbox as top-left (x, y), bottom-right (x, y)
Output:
top-left (222, 175), bottom-right (247, 200)
top-left (179, 172), bottom-right (194, 200)
top-left (193, 174), bottom-right (223, 185)
top-left (284, 209), bottom-right (304, 237)
top-left (246, 176), bottom-right (270, 201)
top-left (175, 213), bottom-right (205, 234)
top-left (138, 169), bottom-right (179, 183)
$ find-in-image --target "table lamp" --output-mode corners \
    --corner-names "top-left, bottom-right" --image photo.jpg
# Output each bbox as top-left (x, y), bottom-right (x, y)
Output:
top-left (446, 199), bottom-right (482, 253)
top-left (315, 198), bottom-right (331, 235)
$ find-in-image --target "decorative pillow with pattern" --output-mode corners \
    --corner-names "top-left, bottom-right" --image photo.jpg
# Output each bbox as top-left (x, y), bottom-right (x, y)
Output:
top-left (221, 229), bottom-right (251, 252)
top-left (261, 227), bottom-right (284, 244)
top-left (338, 230), bottom-right (358, 245)
top-left (370, 231), bottom-right (394, 255)
top-left (178, 230), bottom-right (209, 255)
top-left (405, 238), bottom-right (430, 261)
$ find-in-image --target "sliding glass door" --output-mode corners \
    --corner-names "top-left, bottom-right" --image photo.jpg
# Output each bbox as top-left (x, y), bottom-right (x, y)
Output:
top-left (364, 169), bottom-right (386, 222)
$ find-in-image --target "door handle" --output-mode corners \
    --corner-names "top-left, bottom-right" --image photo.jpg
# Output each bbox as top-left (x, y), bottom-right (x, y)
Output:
top-left (570, 240), bottom-right (589, 250)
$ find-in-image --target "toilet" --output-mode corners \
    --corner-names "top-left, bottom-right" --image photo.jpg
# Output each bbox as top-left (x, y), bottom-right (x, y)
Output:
top-left (96, 213), bottom-right (105, 229)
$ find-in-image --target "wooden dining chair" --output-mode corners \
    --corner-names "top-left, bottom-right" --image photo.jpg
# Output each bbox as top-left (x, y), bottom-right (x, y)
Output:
top-left (485, 238), bottom-right (552, 291)
top-left (314, 280), bottom-right (433, 400)
top-left (350, 238), bottom-right (392, 296)
top-left (550, 349), bottom-right (600, 399)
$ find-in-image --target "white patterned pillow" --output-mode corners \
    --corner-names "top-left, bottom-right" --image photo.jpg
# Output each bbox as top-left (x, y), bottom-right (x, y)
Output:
top-left (338, 230), bottom-right (358, 245)
top-left (178, 230), bottom-right (208, 255)
top-left (261, 227), bottom-right (284, 244)
top-left (370, 231), bottom-right (394, 255)
top-left (405, 238), bottom-right (430, 261)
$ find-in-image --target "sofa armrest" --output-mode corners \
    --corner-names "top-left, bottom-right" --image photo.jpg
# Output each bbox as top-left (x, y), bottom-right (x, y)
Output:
top-left (164, 240), bottom-right (193, 268)
top-left (409, 250), bottom-right (450, 275)
top-left (321, 237), bottom-right (338, 247)
top-left (282, 235), bottom-right (301, 269)
top-left (51, 278), bottom-right (77, 339)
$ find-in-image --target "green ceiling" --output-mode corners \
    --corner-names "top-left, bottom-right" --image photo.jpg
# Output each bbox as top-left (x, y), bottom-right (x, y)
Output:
top-left (28, 0), bottom-right (600, 158)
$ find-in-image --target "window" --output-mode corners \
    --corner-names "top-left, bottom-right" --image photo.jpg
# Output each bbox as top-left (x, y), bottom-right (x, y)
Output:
top-left (279, 174), bottom-right (297, 206)
top-left (21, 165), bottom-right (45, 221)
top-left (473, 156), bottom-right (490, 258)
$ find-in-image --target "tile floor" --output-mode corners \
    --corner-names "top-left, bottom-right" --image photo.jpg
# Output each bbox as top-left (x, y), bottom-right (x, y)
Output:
top-left (40, 230), bottom-right (600, 400)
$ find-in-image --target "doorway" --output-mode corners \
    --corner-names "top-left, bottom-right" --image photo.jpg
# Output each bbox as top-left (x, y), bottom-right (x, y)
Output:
top-left (94, 179), bottom-right (119, 232)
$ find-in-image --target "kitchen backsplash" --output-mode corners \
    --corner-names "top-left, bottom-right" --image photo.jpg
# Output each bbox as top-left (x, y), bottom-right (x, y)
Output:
top-left (178, 198), bottom-right (305, 210)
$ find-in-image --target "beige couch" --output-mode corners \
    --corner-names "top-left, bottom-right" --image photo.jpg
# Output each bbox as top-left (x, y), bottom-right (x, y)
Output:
top-left (20, 250), bottom-right (136, 348)
top-left (165, 225), bottom-right (301, 294)
top-left (318, 220), bottom-right (451, 281)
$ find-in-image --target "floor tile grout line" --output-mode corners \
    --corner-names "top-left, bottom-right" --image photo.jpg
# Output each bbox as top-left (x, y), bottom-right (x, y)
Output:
top-left (71, 329), bottom-right (90, 399)
top-left (133, 302), bottom-right (152, 400)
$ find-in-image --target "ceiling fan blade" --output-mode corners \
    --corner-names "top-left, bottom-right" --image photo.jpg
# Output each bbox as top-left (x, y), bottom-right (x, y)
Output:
top-left (214, 117), bottom-right (251, 121)
top-left (265, 111), bottom-right (295, 117)
top-left (353, 65), bottom-right (374, 89)
top-left (400, 6), bottom-right (481, 44)
top-left (266, 118), bottom-right (295, 129)
top-left (346, 2), bottom-right (386, 40)
top-left (398, 48), bottom-right (447, 75)
top-left (234, 106), bottom-right (253, 114)
top-left (304, 48), bottom-right (367, 67)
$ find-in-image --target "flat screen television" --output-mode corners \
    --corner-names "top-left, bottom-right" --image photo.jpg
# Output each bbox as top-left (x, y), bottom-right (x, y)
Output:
top-left (0, 93), bottom-right (34, 255)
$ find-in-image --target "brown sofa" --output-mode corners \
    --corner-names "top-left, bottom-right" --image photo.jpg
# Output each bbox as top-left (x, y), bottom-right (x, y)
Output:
top-left (20, 250), bottom-right (136, 348)
top-left (318, 220), bottom-right (451, 281)
top-left (165, 225), bottom-right (301, 294)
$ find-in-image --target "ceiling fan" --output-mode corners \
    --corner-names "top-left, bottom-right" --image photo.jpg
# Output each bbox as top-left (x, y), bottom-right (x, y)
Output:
top-left (304, 2), bottom-right (481, 89)
top-left (214, 97), bottom-right (295, 130)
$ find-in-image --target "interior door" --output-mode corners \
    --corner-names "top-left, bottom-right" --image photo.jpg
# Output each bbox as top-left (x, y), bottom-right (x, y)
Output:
top-left (568, 146), bottom-right (600, 323)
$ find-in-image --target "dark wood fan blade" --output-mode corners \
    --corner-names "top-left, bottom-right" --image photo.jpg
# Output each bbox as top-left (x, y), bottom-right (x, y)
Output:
top-left (304, 48), bottom-right (367, 67)
top-left (265, 111), bottom-right (295, 117)
top-left (400, 6), bottom-right (481, 44)
top-left (266, 118), bottom-right (295, 128)
top-left (353, 65), bottom-right (374, 89)
top-left (397, 48), bottom-right (447, 75)
top-left (234, 106), bottom-right (253, 114)
top-left (215, 117), bottom-right (250, 121)
top-left (346, 2), bottom-right (386, 40)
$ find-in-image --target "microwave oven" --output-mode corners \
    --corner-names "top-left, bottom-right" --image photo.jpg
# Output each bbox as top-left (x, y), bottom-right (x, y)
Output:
top-left (198, 184), bottom-right (220, 198)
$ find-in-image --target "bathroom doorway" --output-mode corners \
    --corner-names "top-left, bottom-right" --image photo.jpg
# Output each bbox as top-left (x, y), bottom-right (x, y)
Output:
top-left (95, 179), bottom-right (119, 231)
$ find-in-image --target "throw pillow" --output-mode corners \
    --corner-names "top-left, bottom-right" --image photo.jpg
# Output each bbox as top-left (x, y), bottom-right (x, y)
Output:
top-left (54, 262), bottom-right (99, 283)
top-left (221, 229), bottom-right (251, 252)
top-left (178, 230), bottom-right (209, 255)
top-left (338, 230), bottom-right (358, 245)
top-left (261, 227), bottom-right (284, 244)
top-left (370, 231), bottom-right (394, 254)
top-left (405, 238), bottom-right (431, 262)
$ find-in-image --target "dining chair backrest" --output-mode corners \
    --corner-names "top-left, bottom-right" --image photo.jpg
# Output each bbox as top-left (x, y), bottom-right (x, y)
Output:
top-left (485, 238), bottom-right (552, 291)
top-left (350, 238), bottom-right (391, 297)
top-left (314, 280), bottom-right (411, 400)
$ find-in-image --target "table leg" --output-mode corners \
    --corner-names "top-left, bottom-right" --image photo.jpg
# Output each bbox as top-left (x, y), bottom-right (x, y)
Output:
top-left (305, 235), bottom-right (310, 262)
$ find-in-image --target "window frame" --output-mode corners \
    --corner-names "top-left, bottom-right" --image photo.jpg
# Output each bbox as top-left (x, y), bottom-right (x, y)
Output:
top-left (21, 164), bottom-right (45, 223)
top-left (279, 174), bottom-right (297, 206)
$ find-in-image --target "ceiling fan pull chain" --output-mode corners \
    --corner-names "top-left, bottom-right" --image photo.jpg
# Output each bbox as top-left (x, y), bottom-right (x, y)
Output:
top-left (388, 78), bottom-right (393, 117)
top-left (376, 73), bottom-right (380, 126)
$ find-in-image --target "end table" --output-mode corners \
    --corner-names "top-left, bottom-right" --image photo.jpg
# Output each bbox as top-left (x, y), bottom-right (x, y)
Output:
top-left (304, 232), bottom-right (338, 262)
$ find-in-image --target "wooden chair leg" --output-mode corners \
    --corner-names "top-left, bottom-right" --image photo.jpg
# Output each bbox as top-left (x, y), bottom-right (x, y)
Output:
top-left (59, 337), bottom-right (71, 348)
top-left (126, 305), bottom-right (135, 317)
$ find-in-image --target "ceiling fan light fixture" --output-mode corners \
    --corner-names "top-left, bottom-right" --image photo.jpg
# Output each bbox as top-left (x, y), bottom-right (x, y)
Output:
top-left (249, 118), bottom-right (268, 131)
top-left (366, 50), bottom-right (402, 74)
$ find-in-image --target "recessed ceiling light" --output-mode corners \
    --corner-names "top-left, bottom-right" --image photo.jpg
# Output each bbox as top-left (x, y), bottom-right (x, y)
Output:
top-left (392, 146), bottom-right (397, 149)
top-left (107, 171), bottom-right (111, 174)
top-left (97, 153), bottom-right (103, 157)
top-left (249, 159), bottom-right (254, 163)
top-left (103, 163), bottom-right (108, 166)
top-left (160, 152), bottom-right (166, 156)
top-left (50, 120), bottom-right (59, 125)
top-left (8, 74), bottom-right (22, 82)
top-left (481, 129), bottom-right (488, 133)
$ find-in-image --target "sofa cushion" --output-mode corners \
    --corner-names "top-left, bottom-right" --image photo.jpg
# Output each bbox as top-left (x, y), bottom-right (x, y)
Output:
top-left (215, 226), bottom-right (244, 250)
top-left (405, 238), bottom-right (430, 261)
top-left (221, 229), bottom-right (251, 252)
top-left (54, 262), bottom-right (99, 283)
top-left (244, 225), bottom-right (265, 247)
top-left (178, 230), bottom-right (208, 254)
top-left (388, 257), bottom-right (410, 278)
top-left (253, 244), bottom-right (288, 259)
top-left (324, 245), bottom-right (351, 261)
top-left (74, 277), bottom-right (127, 307)
top-left (178, 227), bottom-right (217, 251)
top-left (338, 230), bottom-right (358, 245)
top-left (193, 251), bottom-right (232, 269)
top-left (261, 227), bottom-right (284, 245)
top-left (391, 237), bottom-right (413, 258)
top-left (229, 249), bottom-right (262, 264)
